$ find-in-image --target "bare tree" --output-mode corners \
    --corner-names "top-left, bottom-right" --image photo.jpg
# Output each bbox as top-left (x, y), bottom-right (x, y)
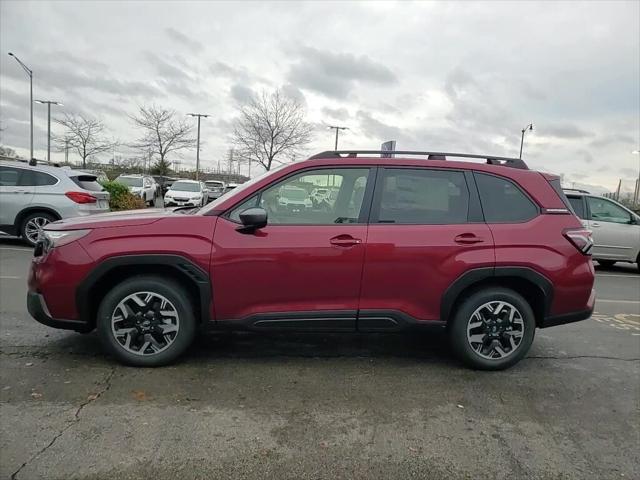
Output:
top-left (54, 114), bottom-right (116, 168)
top-left (232, 89), bottom-right (314, 171)
top-left (129, 105), bottom-right (195, 176)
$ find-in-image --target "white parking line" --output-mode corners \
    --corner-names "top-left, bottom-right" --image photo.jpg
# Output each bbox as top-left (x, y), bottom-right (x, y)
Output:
top-left (0, 248), bottom-right (32, 252)
top-left (596, 299), bottom-right (640, 304)
top-left (0, 276), bottom-right (23, 280)
top-left (596, 274), bottom-right (640, 279)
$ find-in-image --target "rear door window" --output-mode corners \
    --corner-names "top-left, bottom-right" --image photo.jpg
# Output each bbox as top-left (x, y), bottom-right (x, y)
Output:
top-left (475, 173), bottom-right (538, 223)
top-left (374, 168), bottom-right (470, 224)
top-left (31, 171), bottom-right (58, 186)
top-left (587, 197), bottom-right (631, 224)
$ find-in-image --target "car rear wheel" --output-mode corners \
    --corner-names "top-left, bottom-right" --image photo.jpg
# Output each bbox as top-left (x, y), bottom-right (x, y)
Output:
top-left (20, 212), bottom-right (56, 247)
top-left (97, 276), bottom-right (196, 367)
top-left (598, 260), bottom-right (616, 268)
top-left (449, 287), bottom-right (535, 370)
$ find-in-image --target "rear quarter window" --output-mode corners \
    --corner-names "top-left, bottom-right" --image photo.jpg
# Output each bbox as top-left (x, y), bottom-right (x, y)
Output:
top-left (475, 173), bottom-right (538, 223)
top-left (566, 196), bottom-right (585, 219)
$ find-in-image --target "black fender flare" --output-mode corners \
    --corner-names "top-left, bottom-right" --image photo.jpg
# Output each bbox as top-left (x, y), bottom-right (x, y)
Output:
top-left (440, 266), bottom-right (553, 322)
top-left (76, 254), bottom-right (212, 324)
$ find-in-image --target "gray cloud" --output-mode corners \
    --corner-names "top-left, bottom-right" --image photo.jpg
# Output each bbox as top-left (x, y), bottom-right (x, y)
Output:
top-left (590, 133), bottom-right (637, 148)
top-left (165, 27), bottom-right (203, 52)
top-left (322, 107), bottom-right (350, 120)
top-left (543, 124), bottom-right (593, 139)
top-left (230, 84), bottom-right (255, 104)
top-left (288, 46), bottom-right (397, 99)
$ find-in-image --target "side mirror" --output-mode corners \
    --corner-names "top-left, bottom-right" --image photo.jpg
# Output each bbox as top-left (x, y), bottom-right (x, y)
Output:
top-left (237, 207), bottom-right (268, 233)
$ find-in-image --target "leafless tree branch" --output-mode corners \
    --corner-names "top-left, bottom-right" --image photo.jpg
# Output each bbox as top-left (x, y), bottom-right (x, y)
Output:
top-left (232, 89), bottom-right (314, 171)
top-left (54, 113), bottom-right (117, 168)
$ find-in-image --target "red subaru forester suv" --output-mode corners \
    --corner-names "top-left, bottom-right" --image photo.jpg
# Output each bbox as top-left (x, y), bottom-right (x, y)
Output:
top-left (27, 151), bottom-right (595, 370)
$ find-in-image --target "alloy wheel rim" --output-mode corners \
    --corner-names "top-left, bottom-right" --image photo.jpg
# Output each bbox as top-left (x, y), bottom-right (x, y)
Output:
top-left (466, 301), bottom-right (525, 360)
top-left (111, 291), bottom-right (180, 356)
top-left (25, 217), bottom-right (50, 244)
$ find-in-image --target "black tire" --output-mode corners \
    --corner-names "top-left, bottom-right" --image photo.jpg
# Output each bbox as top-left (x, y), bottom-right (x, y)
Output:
top-left (449, 287), bottom-right (536, 370)
top-left (20, 211), bottom-right (57, 247)
top-left (96, 275), bottom-right (196, 367)
top-left (597, 260), bottom-right (616, 268)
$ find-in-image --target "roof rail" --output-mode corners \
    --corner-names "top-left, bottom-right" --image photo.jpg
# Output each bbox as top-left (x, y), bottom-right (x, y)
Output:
top-left (308, 150), bottom-right (529, 170)
top-left (562, 187), bottom-right (590, 194)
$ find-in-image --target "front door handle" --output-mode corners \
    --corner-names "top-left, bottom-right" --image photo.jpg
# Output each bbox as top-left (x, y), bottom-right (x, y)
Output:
top-left (15, 190), bottom-right (30, 194)
top-left (330, 234), bottom-right (362, 247)
top-left (454, 233), bottom-right (484, 244)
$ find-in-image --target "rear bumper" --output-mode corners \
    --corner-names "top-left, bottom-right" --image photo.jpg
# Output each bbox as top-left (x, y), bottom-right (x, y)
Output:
top-left (27, 291), bottom-right (91, 333)
top-left (539, 288), bottom-right (595, 328)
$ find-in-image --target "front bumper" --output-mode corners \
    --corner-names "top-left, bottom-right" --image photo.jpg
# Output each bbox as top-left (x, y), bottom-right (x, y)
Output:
top-left (539, 288), bottom-right (595, 328)
top-left (165, 199), bottom-right (201, 207)
top-left (27, 291), bottom-right (91, 333)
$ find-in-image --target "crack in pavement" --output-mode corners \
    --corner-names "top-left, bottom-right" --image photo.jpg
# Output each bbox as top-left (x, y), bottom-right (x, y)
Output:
top-left (10, 367), bottom-right (117, 480)
top-left (525, 355), bottom-right (640, 361)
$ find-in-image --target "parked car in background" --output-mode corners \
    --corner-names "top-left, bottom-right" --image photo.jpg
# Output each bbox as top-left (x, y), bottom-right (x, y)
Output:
top-left (115, 174), bottom-right (158, 206)
top-left (563, 189), bottom-right (640, 271)
top-left (277, 185), bottom-right (312, 212)
top-left (28, 150), bottom-right (594, 370)
top-left (164, 179), bottom-right (207, 207)
top-left (222, 182), bottom-right (239, 195)
top-left (0, 160), bottom-right (110, 246)
top-left (204, 180), bottom-right (225, 202)
top-left (310, 187), bottom-right (329, 206)
top-left (152, 175), bottom-right (177, 196)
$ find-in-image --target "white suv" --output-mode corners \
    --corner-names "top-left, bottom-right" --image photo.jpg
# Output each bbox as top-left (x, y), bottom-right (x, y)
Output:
top-left (564, 189), bottom-right (640, 271)
top-left (0, 160), bottom-right (110, 246)
top-left (164, 180), bottom-right (207, 207)
top-left (115, 174), bottom-right (158, 206)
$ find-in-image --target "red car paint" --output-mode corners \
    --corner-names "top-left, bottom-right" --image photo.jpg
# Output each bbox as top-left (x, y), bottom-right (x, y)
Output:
top-left (28, 154), bottom-right (595, 333)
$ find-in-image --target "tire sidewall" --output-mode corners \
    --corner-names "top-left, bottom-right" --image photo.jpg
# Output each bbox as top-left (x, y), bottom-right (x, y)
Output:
top-left (21, 212), bottom-right (56, 247)
top-left (449, 288), bottom-right (536, 370)
top-left (97, 276), bottom-right (196, 367)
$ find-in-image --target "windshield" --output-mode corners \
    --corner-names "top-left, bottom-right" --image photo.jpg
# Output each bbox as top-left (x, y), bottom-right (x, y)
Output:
top-left (116, 176), bottom-right (143, 187)
top-left (206, 181), bottom-right (224, 188)
top-left (171, 181), bottom-right (201, 192)
top-left (198, 164), bottom-right (287, 214)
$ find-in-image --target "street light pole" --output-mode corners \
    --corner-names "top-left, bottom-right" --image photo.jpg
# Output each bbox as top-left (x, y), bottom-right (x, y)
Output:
top-left (35, 100), bottom-right (62, 163)
top-left (187, 113), bottom-right (210, 180)
top-left (8, 52), bottom-right (33, 159)
top-left (519, 123), bottom-right (534, 159)
top-left (328, 125), bottom-right (348, 150)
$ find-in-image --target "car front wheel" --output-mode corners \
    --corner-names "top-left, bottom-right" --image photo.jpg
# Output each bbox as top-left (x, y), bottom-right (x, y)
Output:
top-left (97, 276), bottom-right (196, 367)
top-left (449, 287), bottom-right (535, 370)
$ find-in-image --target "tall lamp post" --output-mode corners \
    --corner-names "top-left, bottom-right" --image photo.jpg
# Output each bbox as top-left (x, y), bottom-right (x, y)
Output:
top-left (328, 125), bottom-right (348, 150)
top-left (8, 52), bottom-right (33, 160)
top-left (187, 113), bottom-right (209, 180)
top-left (519, 123), bottom-right (534, 159)
top-left (35, 100), bottom-right (62, 163)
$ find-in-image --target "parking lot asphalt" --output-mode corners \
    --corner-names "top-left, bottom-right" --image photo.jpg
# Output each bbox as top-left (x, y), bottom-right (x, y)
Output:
top-left (0, 239), bottom-right (638, 480)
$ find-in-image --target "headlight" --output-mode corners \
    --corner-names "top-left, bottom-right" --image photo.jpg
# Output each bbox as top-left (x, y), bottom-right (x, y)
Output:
top-left (193, 196), bottom-right (202, 200)
top-left (42, 229), bottom-right (91, 249)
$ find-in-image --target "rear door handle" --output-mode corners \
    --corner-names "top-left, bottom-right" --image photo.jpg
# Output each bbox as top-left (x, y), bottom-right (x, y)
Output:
top-left (591, 222), bottom-right (601, 227)
top-left (454, 233), bottom-right (484, 244)
top-left (330, 235), bottom-right (362, 247)
top-left (15, 190), bottom-right (30, 194)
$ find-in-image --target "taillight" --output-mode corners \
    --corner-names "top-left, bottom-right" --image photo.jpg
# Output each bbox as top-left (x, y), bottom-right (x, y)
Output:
top-left (65, 191), bottom-right (97, 204)
top-left (563, 228), bottom-right (593, 255)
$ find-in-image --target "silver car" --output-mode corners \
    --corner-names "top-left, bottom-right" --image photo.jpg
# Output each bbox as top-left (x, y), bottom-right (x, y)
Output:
top-left (0, 160), bottom-right (110, 246)
top-left (564, 189), bottom-right (640, 271)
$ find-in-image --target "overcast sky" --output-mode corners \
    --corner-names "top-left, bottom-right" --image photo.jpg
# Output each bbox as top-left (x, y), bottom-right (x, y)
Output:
top-left (1, 0), bottom-right (638, 191)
